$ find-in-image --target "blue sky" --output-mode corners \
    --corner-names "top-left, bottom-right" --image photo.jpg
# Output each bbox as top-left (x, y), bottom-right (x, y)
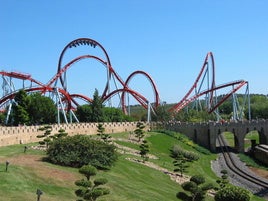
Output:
top-left (1, 0), bottom-right (268, 105)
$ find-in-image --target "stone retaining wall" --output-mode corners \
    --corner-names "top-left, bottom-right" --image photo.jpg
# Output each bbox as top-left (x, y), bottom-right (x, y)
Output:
top-left (0, 122), bottom-right (148, 147)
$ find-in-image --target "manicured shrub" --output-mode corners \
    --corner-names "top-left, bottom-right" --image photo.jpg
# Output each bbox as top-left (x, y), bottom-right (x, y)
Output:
top-left (190, 175), bottom-right (205, 185)
top-left (46, 135), bottom-right (117, 169)
top-left (170, 144), bottom-right (199, 161)
top-left (214, 185), bottom-right (251, 201)
top-left (75, 165), bottom-right (110, 201)
top-left (177, 175), bottom-right (214, 201)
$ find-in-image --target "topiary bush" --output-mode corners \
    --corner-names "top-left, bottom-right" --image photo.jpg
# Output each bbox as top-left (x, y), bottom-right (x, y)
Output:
top-left (170, 144), bottom-right (199, 161)
top-left (46, 135), bottom-right (117, 169)
top-left (177, 174), bottom-right (214, 201)
top-left (214, 185), bottom-right (251, 201)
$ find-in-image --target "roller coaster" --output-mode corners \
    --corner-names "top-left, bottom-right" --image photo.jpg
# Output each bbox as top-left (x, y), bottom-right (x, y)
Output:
top-left (170, 52), bottom-right (250, 121)
top-left (0, 38), bottom-right (160, 124)
top-left (0, 38), bottom-right (250, 124)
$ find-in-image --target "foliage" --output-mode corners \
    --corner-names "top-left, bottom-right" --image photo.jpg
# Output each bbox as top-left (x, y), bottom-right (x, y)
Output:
top-left (6, 90), bottom-right (57, 125)
top-left (37, 127), bottom-right (68, 149)
top-left (12, 90), bottom-right (30, 125)
top-left (37, 125), bottom-right (53, 148)
top-left (216, 170), bottom-right (229, 189)
top-left (126, 104), bottom-right (148, 121)
top-left (75, 89), bottom-right (105, 122)
top-left (53, 128), bottom-right (68, 139)
top-left (97, 123), bottom-right (111, 143)
top-left (134, 121), bottom-right (146, 142)
top-left (91, 89), bottom-right (105, 122)
top-left (14, 89), bottom-right (29, 107)
top-left (174, 109), bottom-right (216, 123)
top-left (214, 185), bottom-right (251, 201)
top-left (151, 103), bottom-right (171, 122)
top-left (177, 175), bottom-right (214, 201)
top-left (79, 165), bottom-right (97, 180)
top-left (246, 94), bottom-right (268, 119)
top-left (102, 107), bottom-right (133, 122)
top-left (75, 89), bottom-right (133, 123)
top-left (13, 105), bottom-right (30, 126)
top-left (157, 130), bottom-right (211, 155)
top-left (170, 144), bottom-right (199, 162)
top-left (171, 144), bottom-right (199, 177)
top-left (27, 92), bottom-right (57, 124)
top-left (46, 135), bottom-right (117, 169)
top-left (139, 140), bottom-right (149, 162)
top-left (173, 154), bottom-right (189, 177)
top-left (3, 131), bottom-right (264, 201)
top-left (75, 165), bottom-right (110, 201)
top-left (0, 112), bottom-right (5, 124)
top-left (132, 94), bottom-right (268, 121)
top-left (75, 104), bottom-right (93, 122)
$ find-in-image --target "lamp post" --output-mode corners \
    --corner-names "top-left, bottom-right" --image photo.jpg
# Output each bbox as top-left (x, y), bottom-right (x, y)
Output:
top-left (24, 146), bottom-right (28, 153)
top-left (5, 161), bottom-right (9, 172)
top-left (36, 189), bottom-right (43, 201)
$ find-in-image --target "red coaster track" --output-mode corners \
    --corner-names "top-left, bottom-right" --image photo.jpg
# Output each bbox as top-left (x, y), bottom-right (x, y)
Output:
top-left (0, 39), bottom-right (250, 123)
top-left (0, 38), bottom-right (160, 122)
top-left (170, 52), bottom-right (250, 120)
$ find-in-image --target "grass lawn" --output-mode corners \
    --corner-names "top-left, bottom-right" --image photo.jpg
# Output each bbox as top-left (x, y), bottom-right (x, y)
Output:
top-left (0, 131), bottom-right (265, 201)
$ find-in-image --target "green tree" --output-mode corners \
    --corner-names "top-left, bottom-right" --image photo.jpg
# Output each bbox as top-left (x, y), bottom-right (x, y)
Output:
top-left (37, 125), bottom-right (53, 148)
top-left (216, 170), bottom-right (229, 189)
top-left (152, 103), bottom-right (171, 122)
top-left (13, 105), bottom-right (30, 126)
top-left (171, 144), bottom-right (199, 177)
top-left (91, 89), bottom-right (104, 122)
top-left (173, 154), bottom-right (189, 177)
top-left (27, 92), bottom-right (57, 124)
top-left (75, 165), bottom-right (110, 201)
top-left (14, 89), bottom-right (29, 108)
top-left (102, 107), bottom-right (131, 122)
top-left (12, 90), bottom-right (30, 125)
top-left (177, 175), bottom-right (214, 201)
top-left (7, 90), bottom-right (57, 125)
top-left (97, 123), bottom-right (111, 143)
top-left (52, 128), bottom-right (68, 139)
top-left (139, 140), bottom-right (149, 162)
top-left (0, 112), bottom-right (5, 124)
top-left (249, 94), bottom-right (268, 119)
top-left (214, 185), bottom-right (251, 201)
top-left (76, 104), bottom-right (92, 122)
top-left (134, 121), bottom-right (146, 142)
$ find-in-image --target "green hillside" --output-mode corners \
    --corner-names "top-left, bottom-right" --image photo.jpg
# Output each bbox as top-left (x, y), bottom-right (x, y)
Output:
top-left (0, 131), bottom-right (265, 201)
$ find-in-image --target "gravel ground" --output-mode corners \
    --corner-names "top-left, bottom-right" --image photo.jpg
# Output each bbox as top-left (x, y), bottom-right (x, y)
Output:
top-left (211, 152), bottom-right (268, 200)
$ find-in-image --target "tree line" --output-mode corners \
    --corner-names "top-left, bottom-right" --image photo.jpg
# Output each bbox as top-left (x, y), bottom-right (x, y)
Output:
top-left (1, 90), bottom-right (267, 125)
top-left (153, 94), bottom-right (268, 122)
top-left (0, 89), bottom-right (133, 126)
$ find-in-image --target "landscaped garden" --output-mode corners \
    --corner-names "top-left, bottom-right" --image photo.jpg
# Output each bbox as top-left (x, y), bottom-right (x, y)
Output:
top-left (0, 129), bottom-right (266, 201)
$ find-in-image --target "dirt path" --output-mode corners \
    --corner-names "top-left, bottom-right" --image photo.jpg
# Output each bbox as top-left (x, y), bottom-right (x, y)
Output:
top-left (249, 167), bottom-right (268, 179)
top-left (1, 154), bottom-right (78, 182)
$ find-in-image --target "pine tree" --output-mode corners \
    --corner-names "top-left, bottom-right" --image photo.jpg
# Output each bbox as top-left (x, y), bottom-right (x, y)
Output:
top-left (97, 123), bottom-right (111, 143)
top-left (134, 121), bottom-right (145, 142)
top-left (139, 140), bottom-right (149, 162)
top-left (91, 89), bottom-right (104, 122)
